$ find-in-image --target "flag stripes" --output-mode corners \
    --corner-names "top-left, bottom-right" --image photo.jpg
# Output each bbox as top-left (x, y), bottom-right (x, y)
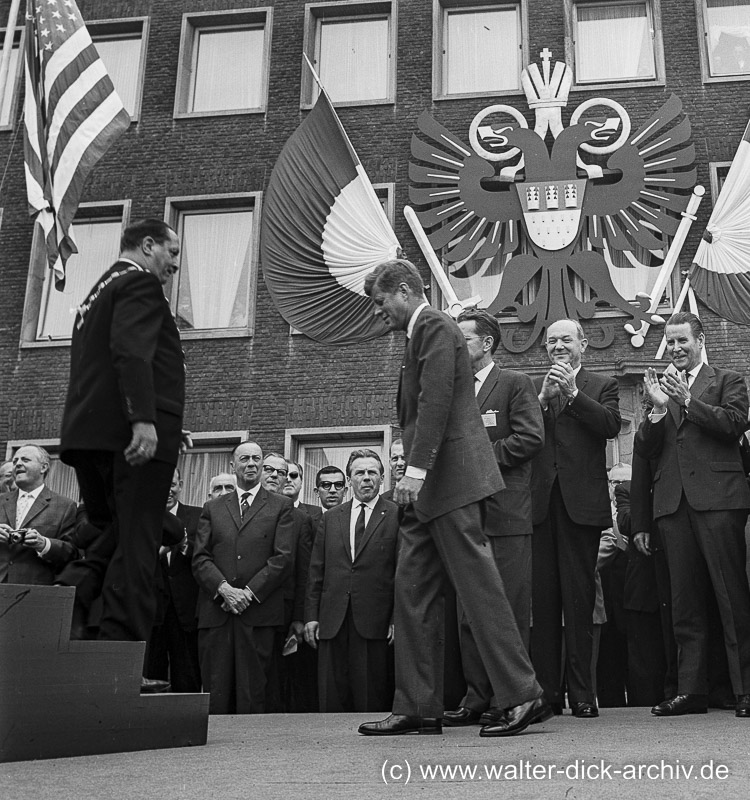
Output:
top-left (23, 0), bottom-right (130, 287)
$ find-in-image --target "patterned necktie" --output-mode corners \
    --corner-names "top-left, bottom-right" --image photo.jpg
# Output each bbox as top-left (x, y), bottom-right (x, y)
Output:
top-left (16, 493), bottom-right (33, 528)
top-left (240, 492), bottom-right (251, 520)
top-left (354, 502), bottom-right (366, 556)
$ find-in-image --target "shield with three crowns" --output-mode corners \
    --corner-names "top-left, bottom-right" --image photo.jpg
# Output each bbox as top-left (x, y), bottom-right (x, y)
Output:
top-left (516, 178), bottom-right (587, 251)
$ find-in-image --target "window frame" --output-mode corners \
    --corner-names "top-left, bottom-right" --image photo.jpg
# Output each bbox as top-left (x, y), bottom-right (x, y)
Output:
top-left (0, 26), bottom-right (25, 132)
top-left (432, 0), bottom-right (528, 101)
top-left (164, 192), bottom-right (262, 340)
top-left (301, 1), bottom-right (397, 109)
top-left (285, 425), bottom-right (394, 503)
top-left (564, 0), bottom-right (666, 91)
top-left (86, 16), bottom-right (150, 123)
top-left (709, 160), bottom-right (732, 203)
top-left (696, 0), bottom-right (750, 84)
top-left (174, 7), bottom-right (273, 119)
top-left (19, 200), bottom-right (131, 349)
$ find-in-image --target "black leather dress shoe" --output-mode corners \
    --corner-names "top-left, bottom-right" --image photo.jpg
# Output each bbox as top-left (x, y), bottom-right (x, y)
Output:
top-left (480, 697), bottom-right (552, 737)
top-left (479, 707), bottom-right (505, 725)
top-left (358, 714), bottom-right (442, 736)
top-left (735, 695), bottom-right (750, 718)
top-left (443, 707), bottom-right (482, 726)
top-left (651, 694), bottom-right (708, 716)
top-left (140, 677), bottom-right (170, 694)
top-left (572, 702), bottom-right (599, 718)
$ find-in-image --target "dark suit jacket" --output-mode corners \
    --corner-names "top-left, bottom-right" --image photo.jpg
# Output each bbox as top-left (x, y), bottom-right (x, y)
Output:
top-left (531, 367), bottom-right (621, 527)
top-left (299, 502), bottom-right (323, 526)
top-left (192, 487), bottom-right (295, 629)
top-left (0, 486), bottom-right (78, 584)
top-left (615, 478), bottom-right (660, 614)
top-left (161, 502), bottom-right (202, 630)
top-left (305, 497), bottom-right (399, 640)
top-left (634, 364), bottom-right (750, 518)
top-left (477, 365), bottom-right (544, 536)
top-left (398, 307), bottom-right (503, 522)
top-left (60, 262), bottom-right (185, 466)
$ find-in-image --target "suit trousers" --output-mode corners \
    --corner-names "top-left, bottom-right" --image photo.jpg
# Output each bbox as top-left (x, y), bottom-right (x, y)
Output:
top-left (318, 605), bottom-right (392, 712)
top-left (147, 604), bottom-right (201, 693)
top-left (392, 502), bottom-right (540, 718)
top-left (458, 533), bottom-right (532, 711)
top-left (58, 449), bottom-right (174, 643)
top-left (198, 620), bottom-right (275, 714)
top-left (658, 496), bottom-right (750, 695)
top-left (531, 480), bottom-right (601, 705)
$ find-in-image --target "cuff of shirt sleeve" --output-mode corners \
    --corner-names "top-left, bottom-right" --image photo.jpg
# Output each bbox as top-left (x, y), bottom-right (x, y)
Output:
top-left (36, 537), bottom-right (51, 558)
top-left (245, 587), bottom-right (259, 602)
top-left (649, 408), bottom-right (668, 422)
top-left (405, 466), bottom-right (427, 480)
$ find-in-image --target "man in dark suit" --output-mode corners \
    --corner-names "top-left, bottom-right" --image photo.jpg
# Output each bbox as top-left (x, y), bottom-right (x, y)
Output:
top-left (315, 466), bottom-right (347, 510)
top-left (635, 311), bottom-right (750, 718)
top-left (443, 308), bottom-right (544, 726)
top-left (57, 219), bottom-right (186, 652)
top-left (192, 441), bottom-right (295, 714)
top-left (530, 318), bottom-right (621, 718)
top-left (147, 467), bottom-right (202, 692)
top-left (0, 444), bottom-right (78, 585)
top-left (282, 458), bottom-right (321, 712)
top-left (0, 461), bottom-right (14, 493)
top-left (208, 473), bottom-right (236, 499)
top-left (381, 439), bottom-right (405, 503)
top-left (305, 449), bottom-right (398, 711)
top-left (359, 259), bottom-right (548, 738)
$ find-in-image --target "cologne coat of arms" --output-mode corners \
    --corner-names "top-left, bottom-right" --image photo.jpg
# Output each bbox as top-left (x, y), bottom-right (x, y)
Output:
top-left (409, 50), bottom-right (697, 351)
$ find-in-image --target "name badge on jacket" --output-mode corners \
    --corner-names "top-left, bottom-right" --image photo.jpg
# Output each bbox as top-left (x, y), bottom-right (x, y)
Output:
top-left (482, 411), bottom-right (498, 428)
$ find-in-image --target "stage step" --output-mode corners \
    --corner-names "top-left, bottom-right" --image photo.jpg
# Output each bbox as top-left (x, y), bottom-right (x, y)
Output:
top-left (0, 584), bottom-right (209, 762)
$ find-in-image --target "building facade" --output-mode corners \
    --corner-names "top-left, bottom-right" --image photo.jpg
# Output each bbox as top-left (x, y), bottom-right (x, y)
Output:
top-left (0, 0), bottom-right (749, 505)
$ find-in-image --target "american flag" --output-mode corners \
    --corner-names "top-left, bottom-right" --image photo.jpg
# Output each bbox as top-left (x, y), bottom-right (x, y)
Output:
top-left (23, 0), bottom-right (130, 288)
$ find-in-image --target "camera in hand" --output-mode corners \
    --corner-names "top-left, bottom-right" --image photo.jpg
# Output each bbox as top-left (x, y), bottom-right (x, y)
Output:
top-left (8, 528), bottom-right (28, 545)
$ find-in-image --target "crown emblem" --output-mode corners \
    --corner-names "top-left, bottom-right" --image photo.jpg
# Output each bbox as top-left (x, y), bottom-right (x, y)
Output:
top-left (521, 48), bottom-right (572, 110)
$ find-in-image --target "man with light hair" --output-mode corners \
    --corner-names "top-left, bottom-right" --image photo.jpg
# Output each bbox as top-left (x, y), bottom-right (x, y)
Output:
top-left (0, 444), bottom-right (78, 585)
top-left (208, 472), bottom-right (236, 499)
top-left (0, 461), bottom-right (15, 493)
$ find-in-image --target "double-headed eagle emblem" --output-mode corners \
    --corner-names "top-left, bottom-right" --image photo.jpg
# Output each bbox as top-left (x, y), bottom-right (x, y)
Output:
top-left (409, 50), bottom-right (696, 351)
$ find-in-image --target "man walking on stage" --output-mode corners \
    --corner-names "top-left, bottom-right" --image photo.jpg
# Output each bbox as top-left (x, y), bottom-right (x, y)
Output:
top-left (57, 219), bottom-right (187, 667)
top-left (358, 259), bottom-right (549, 737)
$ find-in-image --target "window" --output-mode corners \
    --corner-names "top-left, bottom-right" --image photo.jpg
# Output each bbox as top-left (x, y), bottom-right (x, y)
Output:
top-left (0, 28), bottom-right (23, 129)
top-left (178, 431), bottom-right (248, 506)
top-left (710, 161), bottom-right (732, 202)
top-left (373, 182), bottom-right (395, 225)
top-left (565, 0), bottom-right (664, 86)
top-left (286, 426), bottom-right (393, 504)
top-left (20, 202), bottom-right (130, 346)
top-left (175, 9), bottom-right (272, 117)
top-left (698, 0), bottom-right (750, 81)
top-left (434, 1), bottom-right (527, 98)
top-left (165, 193), bottom-right (260, 338)
top-left (88, 18), bottom-right (149, 120)
top-left (302, 2), bottom-right (397, 107)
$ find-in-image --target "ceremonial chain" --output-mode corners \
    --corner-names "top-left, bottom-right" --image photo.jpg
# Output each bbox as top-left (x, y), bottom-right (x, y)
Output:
top-left (75, 265), bottom-right (146, 330)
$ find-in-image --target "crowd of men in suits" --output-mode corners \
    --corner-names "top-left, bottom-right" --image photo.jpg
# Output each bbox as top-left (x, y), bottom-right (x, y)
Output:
top-left (2, 230), bottom-right (750, 729)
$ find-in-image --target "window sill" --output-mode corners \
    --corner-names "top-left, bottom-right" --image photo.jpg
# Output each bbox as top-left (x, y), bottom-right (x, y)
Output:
top-left (433, 88), bottom-right (525, 102)
top-left (570, 78), bottom-right (665, 92)
top-left (300, 97), bottom-right (394, 111)
top-left (173, 108), bottom-right (267, 120)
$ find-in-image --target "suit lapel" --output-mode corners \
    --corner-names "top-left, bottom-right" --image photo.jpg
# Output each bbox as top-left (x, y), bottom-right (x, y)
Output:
top-left (476, 365), bottom-right (499, 410)
top-left (225, 492), bottom-right (242, 531)
top-left (338, 501), bottom-right (353, 559)
top-left (690, 363), bottom-right (714, 402)
top-left (0, 492), bottom-right (16, 527)
top-left (355, 497), bottom-right (387, 560)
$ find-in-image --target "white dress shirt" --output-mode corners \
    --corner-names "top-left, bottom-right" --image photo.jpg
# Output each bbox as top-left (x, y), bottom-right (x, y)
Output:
top-left (349, 496), bottom-right (380, 560)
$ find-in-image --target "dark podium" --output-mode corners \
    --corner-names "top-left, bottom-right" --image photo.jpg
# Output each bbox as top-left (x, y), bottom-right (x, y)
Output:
top-left (0, 584), bottom-right (209, 762)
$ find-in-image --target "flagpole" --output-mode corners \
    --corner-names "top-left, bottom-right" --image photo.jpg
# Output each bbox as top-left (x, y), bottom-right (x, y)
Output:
top-left (404, 205), bottom-right (482, 318)
top-left (625, 184), bottom-right (705, 347)
top-left (0, 0), bottom-right (21, 117)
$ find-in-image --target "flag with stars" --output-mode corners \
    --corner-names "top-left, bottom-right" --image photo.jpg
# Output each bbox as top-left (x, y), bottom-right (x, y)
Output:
top-left (23, 0), bottom-right (130, 288)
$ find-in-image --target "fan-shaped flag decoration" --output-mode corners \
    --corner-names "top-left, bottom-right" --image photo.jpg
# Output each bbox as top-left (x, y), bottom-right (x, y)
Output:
top-left (690, 119), bottom-right (750, 325)
top-left (260, 92), bottom-right (400, 343)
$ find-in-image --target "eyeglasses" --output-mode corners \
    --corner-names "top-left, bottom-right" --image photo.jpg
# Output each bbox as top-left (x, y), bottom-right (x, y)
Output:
top-left (262, 465), bottom-right (288, 477)
top-left (318, 481), bottom-right (345, 491)
top-left (286, 471), bottom-right (300, 480)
